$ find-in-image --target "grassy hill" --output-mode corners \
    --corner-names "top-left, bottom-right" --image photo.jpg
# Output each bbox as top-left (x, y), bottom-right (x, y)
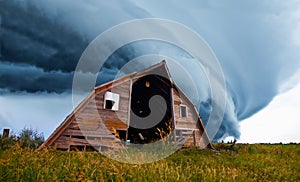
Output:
top-left (0, 143), bottom-right (299, 181)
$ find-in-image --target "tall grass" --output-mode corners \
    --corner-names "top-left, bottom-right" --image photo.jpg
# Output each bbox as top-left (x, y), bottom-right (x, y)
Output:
top-left (0, 144), bottom-right (299, 181)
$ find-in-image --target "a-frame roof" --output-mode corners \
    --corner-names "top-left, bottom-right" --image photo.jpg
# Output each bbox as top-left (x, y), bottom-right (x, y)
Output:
top-left (39, 61), bottom-right (212, 150)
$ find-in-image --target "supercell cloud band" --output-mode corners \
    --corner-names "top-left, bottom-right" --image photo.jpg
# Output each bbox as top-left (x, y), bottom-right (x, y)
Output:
top-left (0, 1), bottom-right (300, 141)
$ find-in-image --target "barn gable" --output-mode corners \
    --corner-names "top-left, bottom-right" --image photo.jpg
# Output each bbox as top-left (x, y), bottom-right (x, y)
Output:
top-left (39, 61), bottom-right (212, 151)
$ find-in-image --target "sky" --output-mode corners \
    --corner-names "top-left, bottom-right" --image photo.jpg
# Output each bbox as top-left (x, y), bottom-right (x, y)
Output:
top-left (0, 0), bottom-right (300, 143)
top-left (240, 70), bottom-right (300, 143)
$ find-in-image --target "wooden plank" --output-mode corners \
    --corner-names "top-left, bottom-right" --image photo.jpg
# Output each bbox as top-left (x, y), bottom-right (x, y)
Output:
top-left (54, 142), bottom-right (125, 150)
top-left (63, 130), bottom-right (113, 138)
top-left (96, 109), bottom-right (128, 115)
top-left (64, 128), bottom-right (110, 135)
top-left (52, 143), bottom-right (69, 149)
top-left (99, 114), bottom-right (127, 121)
top-left (171, 88), bottom-right (176, 128)
top-left (58, 136), bottom-right (88, 145)
top-left (175, 123), bottom-right (197, 129)
top-left (57, 136), bottom-right (122, 146)
top-left (73, 122), bottom-right (101, 128)
top-left (94, 73), bottom-right (135, 94)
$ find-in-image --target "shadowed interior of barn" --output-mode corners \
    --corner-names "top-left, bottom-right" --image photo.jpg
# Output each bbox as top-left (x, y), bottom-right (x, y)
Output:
top-left (128, 74), bottom-right (172, 144)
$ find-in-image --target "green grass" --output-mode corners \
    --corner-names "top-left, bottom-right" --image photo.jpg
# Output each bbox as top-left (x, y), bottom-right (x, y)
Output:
top-left (0, 144), bottom-right (299, 181)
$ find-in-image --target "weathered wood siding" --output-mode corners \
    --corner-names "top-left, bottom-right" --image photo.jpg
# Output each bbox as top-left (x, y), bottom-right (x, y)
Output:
top-left (50, 80), bottom-right (131, 151)
top-left (173, 88), bottom-right (198, 129)
top-left (172, 88), bottom-right (207, 148)
top-left (95, 80), bottom-right (131, 131)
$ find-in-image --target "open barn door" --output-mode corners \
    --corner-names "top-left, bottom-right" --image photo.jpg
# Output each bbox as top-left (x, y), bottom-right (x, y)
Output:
top-left (128, 74), bottom-right (173, 143)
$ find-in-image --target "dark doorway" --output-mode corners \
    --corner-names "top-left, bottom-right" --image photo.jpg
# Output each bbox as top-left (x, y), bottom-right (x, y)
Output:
top-left (128, 74), bottom-right (173, 144)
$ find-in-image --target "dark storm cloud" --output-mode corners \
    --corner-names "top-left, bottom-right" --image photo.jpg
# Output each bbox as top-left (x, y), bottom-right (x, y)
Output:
top-left (0, 0), bottom-right (151, 92)
top-left (0, 1), bottom-right (88, 72)
top-left (0, 61), bottom-right (73, 93)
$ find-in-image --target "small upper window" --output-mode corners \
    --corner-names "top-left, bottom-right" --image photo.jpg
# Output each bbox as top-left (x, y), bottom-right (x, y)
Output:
top-left (180, 105), bottom-right (187, 117)
top-left (104, 91), bottom-right (120, 110)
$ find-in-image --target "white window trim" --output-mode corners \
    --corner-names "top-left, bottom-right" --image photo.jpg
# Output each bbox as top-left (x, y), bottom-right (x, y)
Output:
top-left (179, 104), bottom-right (188, 117)
top-left (104, 91), bottom-right (120, 111)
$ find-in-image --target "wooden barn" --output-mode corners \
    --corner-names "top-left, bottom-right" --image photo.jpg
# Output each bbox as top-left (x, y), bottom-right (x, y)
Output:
top-left (39, 61), bottom-right (212, 151)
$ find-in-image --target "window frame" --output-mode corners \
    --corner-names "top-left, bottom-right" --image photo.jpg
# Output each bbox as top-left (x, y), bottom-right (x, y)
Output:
top-left (179, 104), bottom-right (188, 117)
top-left (103, 91), bottom-right (120, 111)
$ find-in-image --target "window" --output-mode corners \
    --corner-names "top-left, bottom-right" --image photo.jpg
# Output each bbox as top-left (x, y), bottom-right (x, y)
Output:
top-left (180, 105), bottom-right (187, 117)
top-left (104, 91), bottom-right (120, 110)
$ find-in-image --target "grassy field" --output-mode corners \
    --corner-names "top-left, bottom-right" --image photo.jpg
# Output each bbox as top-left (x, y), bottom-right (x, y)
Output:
top-left (0, 143), bottom-right (299, 181)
